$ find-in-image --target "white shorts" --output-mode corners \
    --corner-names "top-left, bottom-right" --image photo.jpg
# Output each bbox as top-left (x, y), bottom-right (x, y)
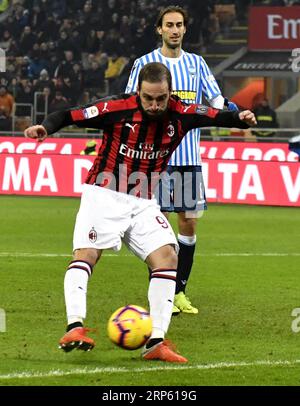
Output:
top-left (73, 184), bottom-right (178, 261)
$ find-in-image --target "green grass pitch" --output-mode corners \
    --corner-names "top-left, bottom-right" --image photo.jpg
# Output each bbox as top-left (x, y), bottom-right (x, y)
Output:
top-left (0, 195), bottom-right (299, 386)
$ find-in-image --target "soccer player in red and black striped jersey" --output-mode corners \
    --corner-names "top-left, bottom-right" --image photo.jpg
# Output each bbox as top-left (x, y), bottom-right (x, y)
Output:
top-left (24, 62), bottom-right (256, 363)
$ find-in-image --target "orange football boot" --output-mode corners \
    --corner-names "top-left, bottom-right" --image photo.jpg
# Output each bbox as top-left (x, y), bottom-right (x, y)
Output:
top-left (142, 340), bottom-right (188, 363)
top-left (59, 327), bottom-right (95, 352)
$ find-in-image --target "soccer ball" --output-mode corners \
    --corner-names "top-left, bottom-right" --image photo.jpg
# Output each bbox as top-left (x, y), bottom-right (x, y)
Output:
top-left (107, 305), bottom-right (152, 350)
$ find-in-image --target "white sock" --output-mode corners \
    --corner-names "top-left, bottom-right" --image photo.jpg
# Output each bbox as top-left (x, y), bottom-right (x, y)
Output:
top-left (64, 260), bottom-right (92, 325)
top-left (148, 268), bottom-right (177, 339)
top-left (178, 233), bottom-right (197, 246)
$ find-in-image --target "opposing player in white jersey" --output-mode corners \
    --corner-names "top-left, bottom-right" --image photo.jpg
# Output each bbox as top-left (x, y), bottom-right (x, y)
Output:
top-left (126, 5), bottom-right (238, 314)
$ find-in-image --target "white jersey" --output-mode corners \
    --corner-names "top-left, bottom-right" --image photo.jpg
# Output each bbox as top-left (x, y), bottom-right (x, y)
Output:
top-left (125, 48), bottom-right (221, 166)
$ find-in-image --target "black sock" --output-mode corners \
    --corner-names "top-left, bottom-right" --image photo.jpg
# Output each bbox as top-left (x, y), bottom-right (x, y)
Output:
top-left (176, 240), bottom-right (196, 294)
top-left (146, 338), bottom-right (163, 349)
top-left (66, 321), bottom-right (83, 332)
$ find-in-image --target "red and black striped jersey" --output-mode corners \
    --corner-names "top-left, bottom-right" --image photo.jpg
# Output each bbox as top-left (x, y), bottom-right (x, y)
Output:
top-left (42, 93), bottom-right (248, 198)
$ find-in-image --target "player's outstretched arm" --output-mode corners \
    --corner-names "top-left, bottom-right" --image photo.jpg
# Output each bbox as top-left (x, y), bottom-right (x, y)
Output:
top-left (181, 103), bottom-right (257, 132)
top-left (238, 110), bottom-right (257, 127)
top-left (24, 100), bottom-right (109, 141)
top-left (24, 125), bottom-right (48, 142)
top-left (24, 109), bottom-right (73, 140)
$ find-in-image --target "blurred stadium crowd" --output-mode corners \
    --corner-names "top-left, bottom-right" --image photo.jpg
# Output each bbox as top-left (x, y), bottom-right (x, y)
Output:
top-left (0, 0), bottom-right (299, 130)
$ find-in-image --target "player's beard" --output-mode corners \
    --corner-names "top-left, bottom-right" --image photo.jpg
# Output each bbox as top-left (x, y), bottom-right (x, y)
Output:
top-left (137, 97), bottom-right (168, 121)
top-left (142, 108), bottom-right (168, 121)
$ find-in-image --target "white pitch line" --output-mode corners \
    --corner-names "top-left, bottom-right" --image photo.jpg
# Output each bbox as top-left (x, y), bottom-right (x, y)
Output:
top-left (0, 252), bottom-right (300, 258)
top-left (0, 359), bottom-right (300, 380)
top-left (0, 252), bottom-right (71, 258)
top-left (214, 253), bottom-right (300, 257)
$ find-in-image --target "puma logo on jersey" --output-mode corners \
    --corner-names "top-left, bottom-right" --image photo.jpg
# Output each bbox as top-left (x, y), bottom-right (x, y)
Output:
top-left (102, 102), bottom-right (109, 113)
top-left (125, 123), bottom-right (138, 133)
top-left (183, 105), bottom-right (192, 113)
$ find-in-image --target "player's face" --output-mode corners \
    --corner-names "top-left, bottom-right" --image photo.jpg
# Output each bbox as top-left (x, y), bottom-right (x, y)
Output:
top-left (158, 12), bottom-right (186, 49)
top-left (138, 80), bottom-right (170, 119)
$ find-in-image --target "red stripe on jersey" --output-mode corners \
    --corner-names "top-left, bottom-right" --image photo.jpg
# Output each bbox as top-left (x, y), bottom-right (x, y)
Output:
top-left (71, 95), bottom-right (138, 122)
top-left (102, 124), bottom-right (123, 174)
top-left (85, 96), bottom-right (138, 185)
top-left (118, 109), bottom-right (143, 193)
top-left (152, 122), bottom-right (177, 174)
top-left (87, 121), bottom-right (124, 185)
top-left (130, 118), bottom-right (161, 198)
top-left (130, 116), bottom-right (158, 175)
top-left (71, 109), bottom-right (85, 121)
top-left (94, 95), bottom-right (137, 114)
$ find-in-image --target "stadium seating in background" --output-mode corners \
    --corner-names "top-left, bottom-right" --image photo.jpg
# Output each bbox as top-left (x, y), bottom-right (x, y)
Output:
top-left (214, 4), bottom-right (236, 33)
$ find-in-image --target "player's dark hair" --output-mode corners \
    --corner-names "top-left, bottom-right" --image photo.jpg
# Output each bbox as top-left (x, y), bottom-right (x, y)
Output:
top-left (138, 62), bottom-right (172, 91)
top-left (156, 5), bottom-right (189, 28)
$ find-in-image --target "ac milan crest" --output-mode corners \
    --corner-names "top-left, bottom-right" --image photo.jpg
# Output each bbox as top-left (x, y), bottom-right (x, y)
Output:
top-left (167, 124), bottom-right (175, 137)
top-left (89, 227), bottom-right (97, 243)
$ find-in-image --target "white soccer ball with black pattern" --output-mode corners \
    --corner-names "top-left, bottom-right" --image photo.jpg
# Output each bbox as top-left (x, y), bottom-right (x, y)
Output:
top-left (107, 305), bottom-right (152, 350)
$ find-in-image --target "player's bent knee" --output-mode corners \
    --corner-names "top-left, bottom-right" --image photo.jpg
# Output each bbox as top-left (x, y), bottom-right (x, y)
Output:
top-left (73, 248), bottom-right (101, 267)
top-left (146, 244), bottom-right (178, 270)
top-left (168, 247), bottom-right (178, 269)
top-left (160, 244), bottom-right (178, 269)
